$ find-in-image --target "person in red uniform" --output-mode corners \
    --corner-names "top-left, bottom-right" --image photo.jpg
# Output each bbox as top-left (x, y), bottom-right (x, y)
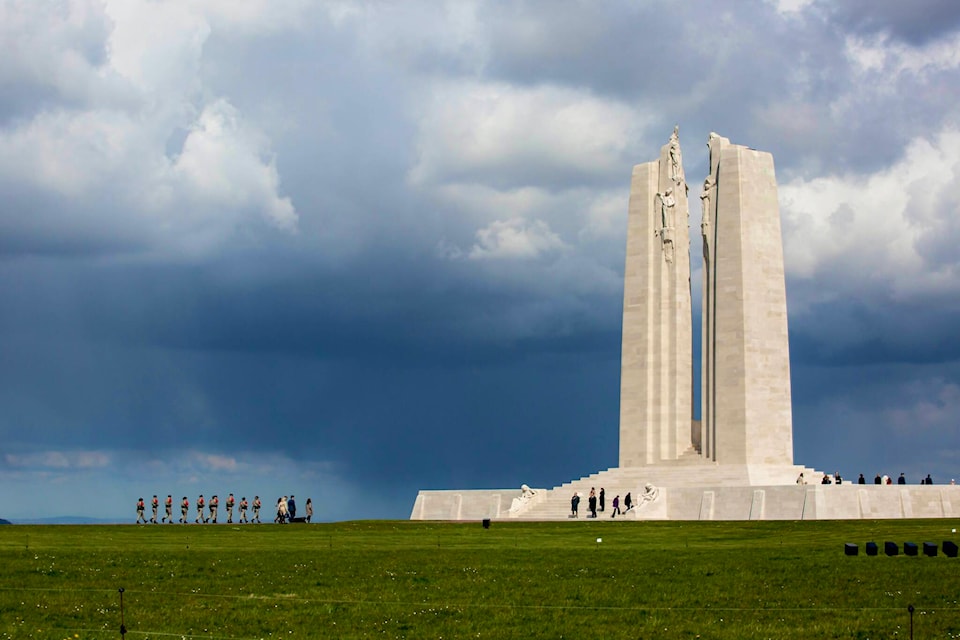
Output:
top-left (208, 495), bottom-right (218, 524)
top-left (163, 495), bottom-right (173, 523)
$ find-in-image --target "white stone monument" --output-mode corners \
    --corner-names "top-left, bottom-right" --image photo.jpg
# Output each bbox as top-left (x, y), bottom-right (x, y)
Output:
top-left (410, 129), bottom-right (959, 521)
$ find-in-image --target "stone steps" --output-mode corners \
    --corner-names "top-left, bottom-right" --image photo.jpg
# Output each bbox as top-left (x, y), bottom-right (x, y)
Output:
top-left (507, 464), bottom-right (821, 520)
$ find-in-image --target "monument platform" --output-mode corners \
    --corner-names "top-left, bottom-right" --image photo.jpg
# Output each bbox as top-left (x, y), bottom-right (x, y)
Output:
top-left (411, 466), bottom-right (960, 521)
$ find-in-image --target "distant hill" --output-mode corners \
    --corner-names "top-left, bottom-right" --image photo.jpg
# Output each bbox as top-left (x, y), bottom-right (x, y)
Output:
top-left (0, 518), bottom-right (11, 525)
top-left (8, 516), bottom-right (120, 525)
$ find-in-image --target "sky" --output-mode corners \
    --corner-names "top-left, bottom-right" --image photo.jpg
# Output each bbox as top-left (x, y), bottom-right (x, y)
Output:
top-left (2, 0), bottom-right (960, 522)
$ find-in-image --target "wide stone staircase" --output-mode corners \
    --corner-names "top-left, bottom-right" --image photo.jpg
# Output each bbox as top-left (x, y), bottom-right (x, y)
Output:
top-left (507, 461), bottom-right (821, 520)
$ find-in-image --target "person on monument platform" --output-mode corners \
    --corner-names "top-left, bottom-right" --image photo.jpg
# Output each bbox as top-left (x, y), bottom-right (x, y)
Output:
top-left (858, 474), bottom-right (866, 485)
top-left (821, 475), bottom-right (831, 485)
top-left (874, 474), bottom-right (882, 485)
top-left (835, 472), bottom-right (842, 485)
top-left (588, 488), bottom-right (597, 518)
top-left (924, 474), bottom-right (933, 485)
top-left (796, 473), bottom-right (805, 485)
top-left (624, 492), bottom-right (633, 512)
top-left (599, 488), bottom-right (605, 513)
top-left (898, 473), bottom-right (906, 485)
top-left (611, 495), bottom-right (621, 518)
top-left (570, 492), bottom-right (580, 518)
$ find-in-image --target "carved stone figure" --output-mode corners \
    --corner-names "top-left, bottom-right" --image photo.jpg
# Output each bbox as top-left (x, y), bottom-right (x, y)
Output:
top-left (668, 126), bottom-right (684, 185)
top-left (639, 483), bottom-right (660, 505)
top-left (507, 484), bottom-right (538, 514)
top-left (656, 188), bottom-right (676, 263)
top-left (699, 176), bottom-right (714, 261)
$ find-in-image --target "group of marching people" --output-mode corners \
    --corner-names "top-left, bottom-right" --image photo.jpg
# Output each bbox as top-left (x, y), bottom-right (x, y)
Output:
top-left (136, 494), bottom-right (314, 524)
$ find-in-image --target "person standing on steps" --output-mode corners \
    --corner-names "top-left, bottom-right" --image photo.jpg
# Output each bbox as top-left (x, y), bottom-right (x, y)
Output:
top-left (570, 492), bottom-right (580, 518)
top-left (599, 488), bottom-right (605, 513)
top-left (588, 488), bottom-right (597, 518)
top-left (611, 495), bottom-right (621, 518)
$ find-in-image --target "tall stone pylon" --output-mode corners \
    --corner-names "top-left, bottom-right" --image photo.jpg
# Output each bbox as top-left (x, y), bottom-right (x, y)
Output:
top-left (700, 134), bottom-right (793, 465)
top-left (619, 127), bottom-right (694, 467)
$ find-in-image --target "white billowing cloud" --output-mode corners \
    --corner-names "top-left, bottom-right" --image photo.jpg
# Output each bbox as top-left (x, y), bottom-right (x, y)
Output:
top-left (770, 0), bottom-right (815, 13)
top-left (172, 100), bottom-right (298, 232)
top-left (0, 0), bottom-right (298, 256)
top-left (845, 31), bottom-right (960, 77)
top-left (780, 126), bottom-right (960, 303)
top-left (466, 217), bottom-right (567, 260)
top-left (409, 80), bottom-right (647, 189)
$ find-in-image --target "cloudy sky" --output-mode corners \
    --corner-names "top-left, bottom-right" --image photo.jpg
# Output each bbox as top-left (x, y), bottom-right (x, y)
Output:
top-left (3, 0), bottom-right (960, 522)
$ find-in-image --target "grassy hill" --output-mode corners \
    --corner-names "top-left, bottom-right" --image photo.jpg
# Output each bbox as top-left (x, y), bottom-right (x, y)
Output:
top-left (1, 519), bottom-right (958, 639)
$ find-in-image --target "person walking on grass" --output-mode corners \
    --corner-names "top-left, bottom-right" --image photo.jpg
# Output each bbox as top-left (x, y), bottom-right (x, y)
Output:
top-left (252, 496), bottom-right (262, 523)
top-left (226, 493), bottom-right (235, 524)
top-left (208, 495), bottom-right (218, 524)
top-left (306, 498), bottom-right (313, 523)
top-left (136, 497), bottom-right (147, 524)
top-left (150, 495), bottom-right (159, 524)
top-left (195, 495), bottom-right (205, 524)
top-left (180, 496), bottom-right (189, 523)
top-left (163, 495), bottom-right (173, 523)
top-left (288, 495), bottom-right (297, 522)
top-left (239, 496), bottom-right (249, 523)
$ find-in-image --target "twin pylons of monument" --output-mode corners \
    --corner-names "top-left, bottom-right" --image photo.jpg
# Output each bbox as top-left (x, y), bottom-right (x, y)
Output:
top-left (619, 129), bottom-right (794, 470)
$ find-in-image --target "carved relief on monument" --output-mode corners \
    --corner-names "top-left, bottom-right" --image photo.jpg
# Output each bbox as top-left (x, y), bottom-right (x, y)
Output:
top-left (656, 187), bottom-right (677, 264)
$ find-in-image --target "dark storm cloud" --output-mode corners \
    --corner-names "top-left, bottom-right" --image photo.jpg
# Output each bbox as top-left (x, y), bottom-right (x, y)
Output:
top-left (824, 0), bottom-right (960, 45)
top-left (3, 0), bottom-right (960, 521)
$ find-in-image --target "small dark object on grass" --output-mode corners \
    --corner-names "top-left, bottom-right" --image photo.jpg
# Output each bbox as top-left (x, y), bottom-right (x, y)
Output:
top-left (865, 542), bottom-right (878, 556)
top-left (844, 543), bottom-right (858, 556)
top-left (904, 542), bottom-right (918, 556)
top-left (885, 541), bottom-right (899, 556)
top-left (923, 542), bottom-right (937, 557)
top-left (943, 540), bottom-right (958, 557)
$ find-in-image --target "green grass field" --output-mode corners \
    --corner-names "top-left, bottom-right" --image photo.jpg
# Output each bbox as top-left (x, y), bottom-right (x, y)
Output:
top-left (1, 519), bottom-right (959, 639)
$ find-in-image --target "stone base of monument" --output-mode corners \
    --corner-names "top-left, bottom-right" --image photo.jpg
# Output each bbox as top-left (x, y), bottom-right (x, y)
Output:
top-left (411, 464), bottom-right (960, 521)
